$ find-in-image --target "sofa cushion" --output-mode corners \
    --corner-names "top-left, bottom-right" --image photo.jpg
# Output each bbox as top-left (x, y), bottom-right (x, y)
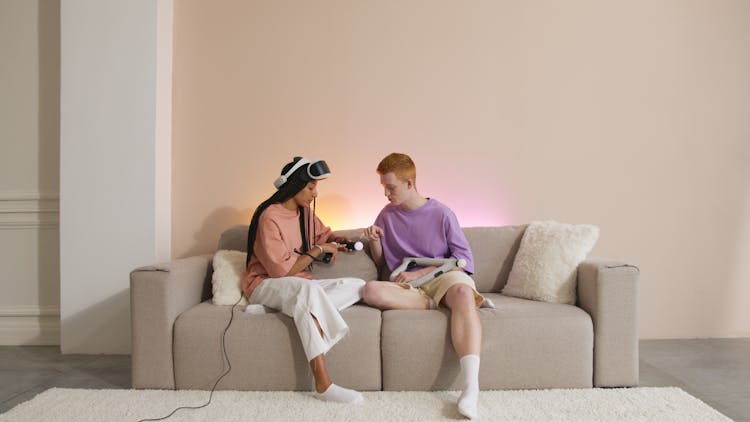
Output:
top-left (380, 293), bottom-right (593, 390)
top-left (311, 228), bottom-right (378, 281)
top-left (173, 302), bottom-right (382, 391)
top-left (211, 250), bottom-right (249, 305)
top-left (502, 221), bottom-right (599, 304)
top-left (217, 225), bottom-right (248, 251)
top-left (463, 226), bottom-right (526, 293)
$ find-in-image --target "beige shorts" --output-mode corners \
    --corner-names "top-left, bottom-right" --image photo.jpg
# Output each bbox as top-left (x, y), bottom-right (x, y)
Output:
top-left (400, 270), bottom-right (484, 308)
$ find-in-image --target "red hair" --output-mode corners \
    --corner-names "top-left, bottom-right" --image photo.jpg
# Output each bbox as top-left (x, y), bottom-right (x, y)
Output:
top-left (376, 153), bottom-right (416, 182)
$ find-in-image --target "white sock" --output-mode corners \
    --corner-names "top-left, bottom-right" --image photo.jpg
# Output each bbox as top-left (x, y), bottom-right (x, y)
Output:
top-left (316, 383), bottom-right (364, 404)
top-left (457, 354), bottom-right (480, 419)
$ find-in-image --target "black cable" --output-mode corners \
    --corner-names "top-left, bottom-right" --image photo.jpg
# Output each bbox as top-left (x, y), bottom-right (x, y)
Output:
top-left (141, 185), bottom-right (319, 421)
top-left (137, 294), bottom-right (242, 422)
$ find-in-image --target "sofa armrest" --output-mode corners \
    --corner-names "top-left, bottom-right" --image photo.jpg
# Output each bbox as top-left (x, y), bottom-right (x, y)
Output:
top-left (577, 258), bottom-right (640, 387)
top-left (130, 254), bottom-right (213, 389)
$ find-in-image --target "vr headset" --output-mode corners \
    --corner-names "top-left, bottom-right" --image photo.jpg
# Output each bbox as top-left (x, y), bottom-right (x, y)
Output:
top-left (273, 157), bottom-right (331, 189)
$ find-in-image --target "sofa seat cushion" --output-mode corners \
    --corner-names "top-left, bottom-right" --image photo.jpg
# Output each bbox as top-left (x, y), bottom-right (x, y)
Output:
top-left (173, 302), bottom-right (382, 391)
top-left (381, 293), bottom-right (593, 390)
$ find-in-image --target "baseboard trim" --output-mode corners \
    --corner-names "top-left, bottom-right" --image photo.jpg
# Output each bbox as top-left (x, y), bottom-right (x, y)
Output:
top-left (0, 306), bottom-right (60, 345)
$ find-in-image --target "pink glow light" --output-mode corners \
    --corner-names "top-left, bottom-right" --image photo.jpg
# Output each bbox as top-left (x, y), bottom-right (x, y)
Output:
top-left (315, 194), bottom-right (513, 230)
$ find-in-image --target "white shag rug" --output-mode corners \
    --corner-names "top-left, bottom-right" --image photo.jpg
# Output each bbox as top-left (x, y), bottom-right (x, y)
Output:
top-left (0, 387), bottom-right (730, 422)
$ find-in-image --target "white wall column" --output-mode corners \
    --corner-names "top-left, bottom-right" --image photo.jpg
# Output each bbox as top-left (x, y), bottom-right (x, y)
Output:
top-left (60, 0), bottom-right (172, 353)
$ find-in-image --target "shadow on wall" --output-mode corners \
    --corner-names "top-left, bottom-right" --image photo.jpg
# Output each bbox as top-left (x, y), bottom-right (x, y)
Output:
top-left (179, 206), bottom-right (252, 259)
top-left (61, 288), bottom-right (130, 354)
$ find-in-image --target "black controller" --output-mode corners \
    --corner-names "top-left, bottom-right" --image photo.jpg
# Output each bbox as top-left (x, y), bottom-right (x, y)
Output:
top-left (320, 241), bottom-right (363, 264)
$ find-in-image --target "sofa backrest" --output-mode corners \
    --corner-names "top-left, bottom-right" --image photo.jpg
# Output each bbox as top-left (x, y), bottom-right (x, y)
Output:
top-left (216, 225), bottom-right (379, 282)
top-left (216, 224), bottom-right (526, 293)
top-left (463, 225), bottom-right (526, 292)
top-left (217, 224), bottom-right (249, 251)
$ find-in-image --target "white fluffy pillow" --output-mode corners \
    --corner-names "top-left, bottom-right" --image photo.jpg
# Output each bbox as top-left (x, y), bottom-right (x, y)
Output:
top-left (502, 221), bottom-right (599, 304)
top-left (212, 250), bottom-right (249, 306)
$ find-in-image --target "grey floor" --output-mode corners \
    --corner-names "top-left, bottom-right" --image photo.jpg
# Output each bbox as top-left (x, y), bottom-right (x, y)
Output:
top-left (1, 339), bottom-right (748, 421)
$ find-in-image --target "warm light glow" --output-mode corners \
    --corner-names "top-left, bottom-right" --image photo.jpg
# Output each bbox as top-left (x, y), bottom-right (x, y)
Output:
top-left (314, 191), bottom-right (513, 231)
top-left (314, 194), bottom-right (384, 231)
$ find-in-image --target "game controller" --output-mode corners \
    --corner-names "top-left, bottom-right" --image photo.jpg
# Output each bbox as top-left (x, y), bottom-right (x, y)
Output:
top-left (389, 257), bottom-right (467, 288)
top-left (339, 241), bottom-right (363, 251)
top-left (319, 241), bottom-right (364, 263)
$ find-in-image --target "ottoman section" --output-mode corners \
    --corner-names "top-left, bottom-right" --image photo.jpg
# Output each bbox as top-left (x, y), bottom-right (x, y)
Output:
top-left (174, 302), bottom-right (382, 391)
top-left (381, 293), bottom-right (593, 390)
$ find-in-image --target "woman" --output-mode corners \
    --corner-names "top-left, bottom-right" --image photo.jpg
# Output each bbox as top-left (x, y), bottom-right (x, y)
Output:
top-left (242, 156), bottom-right (365, 404)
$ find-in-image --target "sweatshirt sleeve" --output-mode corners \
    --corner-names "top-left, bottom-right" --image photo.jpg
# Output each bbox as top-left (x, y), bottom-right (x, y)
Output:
top-left (313, 213), bottom-right (332, 245)
top-left (444, 209), bottom-right (475, 274)
top-left (254, 214), bottom-right (297, 278)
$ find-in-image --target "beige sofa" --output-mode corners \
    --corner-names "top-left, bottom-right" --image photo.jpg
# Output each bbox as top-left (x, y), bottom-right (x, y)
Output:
top-left (130, 224), bottom-right (639, 391)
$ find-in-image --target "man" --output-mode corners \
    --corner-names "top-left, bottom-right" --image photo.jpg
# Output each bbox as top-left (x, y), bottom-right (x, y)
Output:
top-left (362, 152), bottom-right (484, 419)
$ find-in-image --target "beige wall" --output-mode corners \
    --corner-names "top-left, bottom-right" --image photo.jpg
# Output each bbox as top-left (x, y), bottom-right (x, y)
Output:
top-left (172, 1), bottom-right (750, 339)
top-left (0, 0), bottom-right (60, 344)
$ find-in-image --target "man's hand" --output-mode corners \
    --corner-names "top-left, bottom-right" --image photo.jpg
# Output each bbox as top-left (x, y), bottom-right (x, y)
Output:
top-left (392, 266), bottom-right (435, 284)
top-left (393, 270), bottom-right (419, 284)
top-left (363, 225), bottom-right (384, 242)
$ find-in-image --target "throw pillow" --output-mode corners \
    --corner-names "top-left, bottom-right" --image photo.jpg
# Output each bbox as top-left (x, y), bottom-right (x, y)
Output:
top-left (212, 250), bottom-right (249, 306)
top-left (501, 220), bottom-right (599, 304)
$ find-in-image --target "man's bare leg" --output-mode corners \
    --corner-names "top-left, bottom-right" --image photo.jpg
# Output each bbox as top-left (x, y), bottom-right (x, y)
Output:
top-left (443, 284), bottom-right (481, 356)
top-left (444, 284), bottom-right (482, 419)
top-left (362, 281), bottom-right (430, 310)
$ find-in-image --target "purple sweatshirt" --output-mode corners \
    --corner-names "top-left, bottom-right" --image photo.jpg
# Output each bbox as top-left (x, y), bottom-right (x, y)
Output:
top-left (374, 198), bottom-right (474, 274)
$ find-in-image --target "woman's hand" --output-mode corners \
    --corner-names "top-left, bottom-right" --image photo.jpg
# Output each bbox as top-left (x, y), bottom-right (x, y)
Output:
top-left (330, 235), bottom-right (350, 244)
top-left (315, 242), bottom-right (342, 262)
top-left (318, 242), bottom-right (341, 254)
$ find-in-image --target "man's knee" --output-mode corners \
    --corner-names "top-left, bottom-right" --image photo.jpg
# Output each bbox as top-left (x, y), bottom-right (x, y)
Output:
top-left (361, 281), bottom-right (383, 305)
top-left (446, 284), bottom-right (476, 308)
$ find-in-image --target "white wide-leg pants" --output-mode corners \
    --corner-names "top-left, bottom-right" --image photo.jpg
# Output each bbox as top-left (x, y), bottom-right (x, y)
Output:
top-left (249, 277), bottom-right (365, 361)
